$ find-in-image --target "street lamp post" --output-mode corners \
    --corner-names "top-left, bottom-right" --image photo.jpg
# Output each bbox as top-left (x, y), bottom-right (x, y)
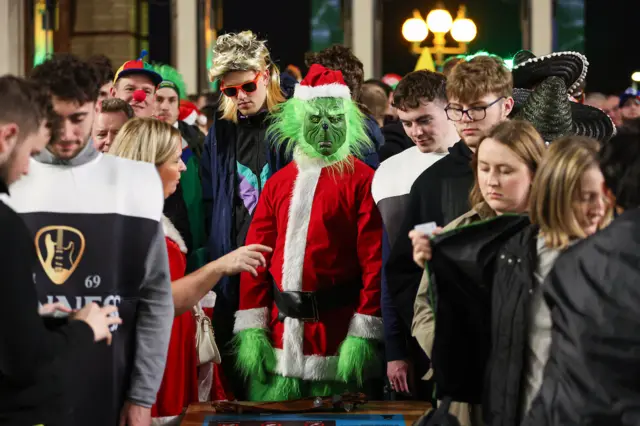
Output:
top-left (402, 3), bottom-right (477, 68)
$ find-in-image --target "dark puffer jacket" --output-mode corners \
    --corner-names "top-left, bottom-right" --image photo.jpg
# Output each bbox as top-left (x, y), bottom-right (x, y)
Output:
top-left (483, 224), bottom-right (540, 426)
top-left (522, 208), bottom-right (640, 426)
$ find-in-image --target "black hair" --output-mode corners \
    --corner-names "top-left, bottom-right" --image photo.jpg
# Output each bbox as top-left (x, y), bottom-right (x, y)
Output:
top-left (30, 53), bottom-right (100, 104)
top-left (392, 70), bottom-right (447, 111)
top-left (599, 125), bottom-right (640, 210)
top-left (0, 76), bottom-right (51, 141)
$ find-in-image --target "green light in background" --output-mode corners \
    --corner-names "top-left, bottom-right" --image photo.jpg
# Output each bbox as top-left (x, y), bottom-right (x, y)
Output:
top-left (33, 0), bottom-right (54, 67)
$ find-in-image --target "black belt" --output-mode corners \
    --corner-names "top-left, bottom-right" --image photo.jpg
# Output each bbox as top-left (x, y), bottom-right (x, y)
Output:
top-left (273, 281), bottom-right (362, 322)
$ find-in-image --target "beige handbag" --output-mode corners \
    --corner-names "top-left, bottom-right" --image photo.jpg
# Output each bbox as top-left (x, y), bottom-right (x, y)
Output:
top-left (192, 303), bottom-right (221, 365)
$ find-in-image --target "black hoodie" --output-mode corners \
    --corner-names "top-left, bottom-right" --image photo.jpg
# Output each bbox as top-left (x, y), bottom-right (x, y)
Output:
top-left (0, 179), bottom-right (95, 426)
top-left (379, 120), bottom-right (413, 162)
top-left (385, 140), bottom-right (475, 330)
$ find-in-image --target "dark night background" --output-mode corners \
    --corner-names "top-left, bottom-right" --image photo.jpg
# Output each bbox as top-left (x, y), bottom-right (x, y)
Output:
top-left (149, 0), bottom-right (639, 96)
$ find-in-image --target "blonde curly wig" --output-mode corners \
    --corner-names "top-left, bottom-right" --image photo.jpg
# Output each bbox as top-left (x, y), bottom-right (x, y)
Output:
top-left (209, 31), bottom-right (285, 122)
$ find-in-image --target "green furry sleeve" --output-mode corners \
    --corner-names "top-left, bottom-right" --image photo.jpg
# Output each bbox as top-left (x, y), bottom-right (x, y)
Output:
top-left (336, 336), bottom-right (381, 386)
top-left (232, 328), bottom-right (277, 383)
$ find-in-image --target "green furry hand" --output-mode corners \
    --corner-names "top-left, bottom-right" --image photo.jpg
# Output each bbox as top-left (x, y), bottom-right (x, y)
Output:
top-left (232, 328), bottom-right (276, 383)
top-left (336, 336), bottom-right (380, 386)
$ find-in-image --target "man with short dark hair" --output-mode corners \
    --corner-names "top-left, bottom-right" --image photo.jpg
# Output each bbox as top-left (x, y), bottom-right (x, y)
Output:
top-left (371, 70), bottom-right (458, 399)
top-left (91, 98), bottom-right (133, 152)
top-left (0, 75), bottom-right (124, 426)
top-left (386, 56), bottom-right (514, 340)
top-left (5, 53), bottom-right (173, 426)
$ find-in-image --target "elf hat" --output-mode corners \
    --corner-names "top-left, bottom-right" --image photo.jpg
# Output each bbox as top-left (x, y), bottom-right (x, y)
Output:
top-left (293, 64), bottom-right (351, 100)
top-left (381, 73), bottom-right (403, 90)
top-left (113, 50), bottom-right (163, 86)
top-left (512, 50), bottom-right (588, 94)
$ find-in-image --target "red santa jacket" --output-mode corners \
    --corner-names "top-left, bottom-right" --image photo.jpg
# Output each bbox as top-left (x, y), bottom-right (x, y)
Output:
top-left (234, 153), bottom-right (383, 382)
top-left (153, 216), bottom-right (198, 419)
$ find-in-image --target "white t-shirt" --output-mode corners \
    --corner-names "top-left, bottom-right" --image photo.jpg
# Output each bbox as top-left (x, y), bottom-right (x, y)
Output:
top-left (372, 146), bottom-right (447, 245)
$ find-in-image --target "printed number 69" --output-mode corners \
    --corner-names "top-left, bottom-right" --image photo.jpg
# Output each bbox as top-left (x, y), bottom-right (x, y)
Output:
top-left (85, 275), bottom-right (101, 289)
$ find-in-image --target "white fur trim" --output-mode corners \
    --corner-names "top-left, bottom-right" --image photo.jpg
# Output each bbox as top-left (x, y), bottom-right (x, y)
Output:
top-left (294, 83), bottom-right (351, 100)
top-left (161, 215), bottom-right (187, 254)
top-left (200, 291), bottom-right (217, 308)
top-left (272, 348), bottom-right (383, 381)
top-left (233, 307), bottom-right (269, 333)
top-left (279, 161), bottom-right (322, 378)
top-left (274, 348), bottom-right (338, 381)
top-left (182, 110), bottom-right (198, 126)
top-left (292, 146), bottom-right (340, 170)
top-left (198, 362), bottom-right (213, 402)
top-left (347, 313), bottom-right (384, 340)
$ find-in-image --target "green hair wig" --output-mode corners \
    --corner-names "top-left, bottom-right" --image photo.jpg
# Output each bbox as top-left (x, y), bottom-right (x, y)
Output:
top-left (150, 63), bottom-right (187, 98)
top-left (267, 97), bottom-right (372, 169)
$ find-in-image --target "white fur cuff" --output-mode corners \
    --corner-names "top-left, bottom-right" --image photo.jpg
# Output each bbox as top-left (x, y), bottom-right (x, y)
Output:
top-left (294, 83), bottom-right (351, 100)
top-left (233, 307), bottom-right (269, 333)
top-left (347, 313), bottom-right (384, 340)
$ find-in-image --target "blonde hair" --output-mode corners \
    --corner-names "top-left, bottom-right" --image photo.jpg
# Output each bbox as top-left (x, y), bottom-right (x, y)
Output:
top-left (209, 31), bottom-right (285, 122)
top-left (108, 117), bottom-right (181, 165)
top-left (446, 55), bottom-right (512, 104)
top-left (529, 135), bottom-right (612, 249)
top-left (469, 119), bottom-right (546, 207)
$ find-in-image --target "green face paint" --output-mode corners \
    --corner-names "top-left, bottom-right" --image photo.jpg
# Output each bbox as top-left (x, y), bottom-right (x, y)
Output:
top-left (267, 94), bottom-right (371, 169)
top-left (302, 98), bottom-right (347, 157)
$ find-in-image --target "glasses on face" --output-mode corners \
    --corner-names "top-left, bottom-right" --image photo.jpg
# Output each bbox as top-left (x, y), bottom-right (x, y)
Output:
top-left (220, 73), bottom-right (261, 98)
top-left (445, 97), bottom-right (505, 122)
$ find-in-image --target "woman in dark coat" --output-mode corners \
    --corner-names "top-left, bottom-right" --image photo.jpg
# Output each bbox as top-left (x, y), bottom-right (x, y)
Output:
top-left (485, 136), bottom-right (611, 426)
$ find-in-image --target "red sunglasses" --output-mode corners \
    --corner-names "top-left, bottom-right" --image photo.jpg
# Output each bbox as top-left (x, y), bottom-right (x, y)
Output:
top-left (220, 73), bottom-right (262, 98)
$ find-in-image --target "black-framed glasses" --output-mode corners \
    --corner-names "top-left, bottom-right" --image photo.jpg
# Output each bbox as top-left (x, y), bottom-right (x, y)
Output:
top-left (445, 97), bottom-right (505, 122)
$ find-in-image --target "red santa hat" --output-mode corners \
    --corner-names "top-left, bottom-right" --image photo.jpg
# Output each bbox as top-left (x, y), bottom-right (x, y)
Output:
top-left (179, 99), bottom-right (207, 127)
top-left (293, 64), bottom-right (351, 100)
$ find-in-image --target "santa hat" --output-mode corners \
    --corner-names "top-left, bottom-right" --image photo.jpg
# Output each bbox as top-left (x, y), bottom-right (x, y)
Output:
top-left (293, 64), bottom-right (351, 100)
top-left (179, 99), bottom-right (207, 127)
top-left (381, 73), bottom-right (402, 90)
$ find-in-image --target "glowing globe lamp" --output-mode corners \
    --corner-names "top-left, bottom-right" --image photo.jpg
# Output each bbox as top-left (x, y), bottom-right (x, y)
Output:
top-left (426, 8), bottom-right (453, 34)
top-left (402, 16), bottom-right (428, 43)
top-left (451, 18), bottom-right (477, 43)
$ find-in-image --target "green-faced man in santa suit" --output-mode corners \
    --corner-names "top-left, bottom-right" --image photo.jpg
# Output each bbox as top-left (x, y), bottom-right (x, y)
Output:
top-left (233, 64), bottom-right (384, 400)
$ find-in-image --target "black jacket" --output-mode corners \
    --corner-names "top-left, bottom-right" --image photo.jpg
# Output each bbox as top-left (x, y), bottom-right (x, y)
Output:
top-left (379, 120), bottom-right (413, 162)
top-left (426, 215), bottom-right (531, 403)
top-left (484, 224), bottom-right (540, 426)
top-left (386, 140), bottom-right (474, 331)
top-left (0, 181), bottom-right (94, 426)
top-left (523, 208), bottom-right (640, 426)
